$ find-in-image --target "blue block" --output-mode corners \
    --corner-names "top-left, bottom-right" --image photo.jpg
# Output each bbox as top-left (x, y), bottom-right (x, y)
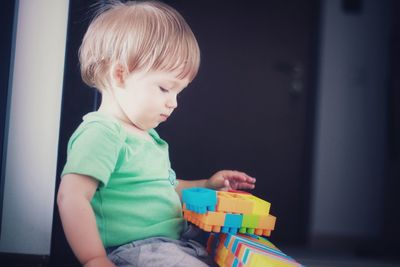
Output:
top-left (224, 214), bottom-right (243, 228)
top-left (221, 214), bottom-right (243, 234)
top-left (182, 187), bottom-right (217, 214)
top-left (222, 214), bottom-right (242, 235)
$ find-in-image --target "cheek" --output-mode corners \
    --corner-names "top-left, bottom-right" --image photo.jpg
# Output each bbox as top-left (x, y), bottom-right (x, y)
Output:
top-left (115, 90), bottom-right (141, 114)
top-left (124, 89), bottom-right (149, 106)
top-left (146, 93), bottom-right (166, 107)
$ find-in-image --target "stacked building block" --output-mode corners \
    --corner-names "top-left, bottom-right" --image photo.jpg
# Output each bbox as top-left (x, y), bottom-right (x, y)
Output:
top-left (182, 188), bottom-right (303, 267)
top-left (182, 188), bottom-right (276, 236)
top-left (207, 233), bottom-right (303, 267)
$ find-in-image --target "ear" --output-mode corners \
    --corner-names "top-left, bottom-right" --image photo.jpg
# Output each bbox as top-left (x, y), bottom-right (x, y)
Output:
top-left (111, 64), bottom-right (127, 88)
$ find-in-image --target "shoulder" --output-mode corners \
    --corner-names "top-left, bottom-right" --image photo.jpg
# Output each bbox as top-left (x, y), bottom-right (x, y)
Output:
top-left (82, 112), bottom-right (123, 133)
top-left (68, 112), bottom-right (126, 148)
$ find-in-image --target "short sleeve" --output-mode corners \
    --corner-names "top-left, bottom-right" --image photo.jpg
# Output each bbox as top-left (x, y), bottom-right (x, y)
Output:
top-left (62, 121), bottom-right (124, 186)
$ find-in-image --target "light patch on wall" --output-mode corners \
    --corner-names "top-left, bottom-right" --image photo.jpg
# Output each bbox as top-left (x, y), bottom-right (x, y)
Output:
top-left (0, 0), bottom-right (69, 255)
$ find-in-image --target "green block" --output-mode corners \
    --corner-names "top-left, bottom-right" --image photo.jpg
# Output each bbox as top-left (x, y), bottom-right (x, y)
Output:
top-left (242, 214), bottom-right (259, 228)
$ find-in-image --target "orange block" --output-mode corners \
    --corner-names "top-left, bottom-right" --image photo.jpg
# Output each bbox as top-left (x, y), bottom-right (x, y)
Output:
top-left (183, 207), bottom-right (226, 232)
top-left (258, 214), bottom-right (276, 230)
top-left (216, 191), bottom-right (254, 214)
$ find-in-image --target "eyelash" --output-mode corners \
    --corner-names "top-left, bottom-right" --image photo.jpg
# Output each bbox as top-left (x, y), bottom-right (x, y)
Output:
top-left (159, 87), bottom-right (169, 93)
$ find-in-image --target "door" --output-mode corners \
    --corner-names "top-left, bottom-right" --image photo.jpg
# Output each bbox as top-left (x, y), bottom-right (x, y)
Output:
top-left (160, 0), bottom-right (318, 244)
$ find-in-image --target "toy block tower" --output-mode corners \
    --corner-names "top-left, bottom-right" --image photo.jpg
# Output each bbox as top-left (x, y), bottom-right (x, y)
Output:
top-left (182, 188), bottom-right (304, 267)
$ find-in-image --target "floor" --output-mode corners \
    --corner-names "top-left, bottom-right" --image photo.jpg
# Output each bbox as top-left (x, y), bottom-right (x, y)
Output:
top-left (282, 246), bottom-right (400, 267)
top-left (4, 255), bottom-right (400, 267)
top-left (2, 245), bottom-right (400, 267)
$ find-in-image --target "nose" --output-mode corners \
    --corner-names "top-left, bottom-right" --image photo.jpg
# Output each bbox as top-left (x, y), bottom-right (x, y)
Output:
top-left (166, 94), bottom-right (178, 109)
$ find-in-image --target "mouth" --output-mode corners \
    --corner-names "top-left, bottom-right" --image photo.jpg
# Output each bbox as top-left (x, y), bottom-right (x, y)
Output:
top-left (160, 114), bottom-right (170, 121)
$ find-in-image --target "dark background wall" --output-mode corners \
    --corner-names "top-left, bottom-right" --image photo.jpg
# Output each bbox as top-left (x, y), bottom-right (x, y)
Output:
top-left (0, 0), bottom-right (16, 235)
top-left (160, 0), bottom-right (319, 245)
top-left (383, 0), bottom-right (400, 258)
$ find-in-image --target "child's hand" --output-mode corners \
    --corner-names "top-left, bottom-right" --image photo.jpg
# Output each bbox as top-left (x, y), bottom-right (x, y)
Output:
top-left (205, 170), bottom-right (256, 191)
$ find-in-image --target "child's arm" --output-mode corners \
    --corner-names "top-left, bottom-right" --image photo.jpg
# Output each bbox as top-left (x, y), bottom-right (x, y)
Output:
top-left (57, 173), bottom-right (115, 267)
top-left (175, 170), bottom-right (256, 197)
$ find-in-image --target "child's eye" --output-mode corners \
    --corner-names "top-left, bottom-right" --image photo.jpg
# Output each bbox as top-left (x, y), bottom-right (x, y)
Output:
top-left (159, 87), bottom-right (169, 93)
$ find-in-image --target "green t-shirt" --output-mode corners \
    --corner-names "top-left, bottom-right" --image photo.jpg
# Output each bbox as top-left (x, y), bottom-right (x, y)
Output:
top-left (62, 112), bottom-right (184, 248)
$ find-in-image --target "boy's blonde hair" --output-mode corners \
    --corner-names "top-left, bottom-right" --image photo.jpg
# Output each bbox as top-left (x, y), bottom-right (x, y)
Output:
top-left (79, 0), bottom-right (200, 90)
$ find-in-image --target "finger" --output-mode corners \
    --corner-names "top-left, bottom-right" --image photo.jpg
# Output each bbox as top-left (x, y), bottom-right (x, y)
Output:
top-left (227, 170), bottom-right (256, 183)
top-left (236, 182), bottom-right (255, 189)
top-left (229, 180), bottom-right (238, 189)
top-left (224, 179), bottom-right (230, 187)
top-left (239, 172), bottom-right (256, 183)
top-left (233, 170), bottom-right (256, 182)
top-left (237, 182), bottom-right (255, 189)
top-left (221, 179), bottom-right (230, 191)
top-left (224, 170), bottom-right (247, 181)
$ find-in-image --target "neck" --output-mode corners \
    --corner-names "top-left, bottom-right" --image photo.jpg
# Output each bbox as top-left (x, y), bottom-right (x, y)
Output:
top-left (98, 90), bottom-right (151, 139)
top-left (98, 90), bottom-right (127, 123)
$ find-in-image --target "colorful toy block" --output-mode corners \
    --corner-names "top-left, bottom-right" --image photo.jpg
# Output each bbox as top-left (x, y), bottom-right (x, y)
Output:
top-left (182, 187), bottom-right (217, 214)
top-left (208, 233), bottom-right (304, 267)
top-left (182, 188), bottom-right (303, 266)
top-left (182, 188), bottom-right (276, 236)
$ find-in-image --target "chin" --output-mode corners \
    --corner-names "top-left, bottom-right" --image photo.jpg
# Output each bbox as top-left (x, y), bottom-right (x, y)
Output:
top-left (146, 122), bottom-right (160, 130)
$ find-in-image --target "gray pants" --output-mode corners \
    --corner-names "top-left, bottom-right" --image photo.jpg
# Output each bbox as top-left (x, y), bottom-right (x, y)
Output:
top-left (107, 226), bottom-right (215, 267)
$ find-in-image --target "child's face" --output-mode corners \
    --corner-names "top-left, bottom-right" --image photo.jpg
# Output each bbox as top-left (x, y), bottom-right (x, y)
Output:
top-left (114, 69), bottom-right (189, 131)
